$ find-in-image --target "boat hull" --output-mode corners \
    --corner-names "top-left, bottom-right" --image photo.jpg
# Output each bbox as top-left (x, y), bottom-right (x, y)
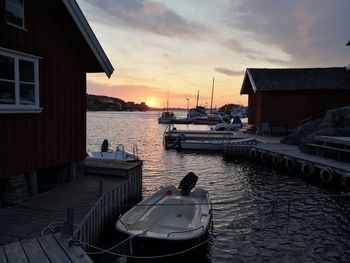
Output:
top-left (116, 230), bottom-right (211, 256)
top-left (87, 150), bottom-right (138, 160)
top-left (180, 137), bottom-right (256, 151)
top-left (163, 126), bottom-right (239, 146)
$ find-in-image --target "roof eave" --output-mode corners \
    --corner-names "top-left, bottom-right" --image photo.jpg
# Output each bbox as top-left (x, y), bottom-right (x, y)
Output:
top-left (240, 69), bottom-right (257, 94)
top-left (62, 0), bottom-right (114, 78)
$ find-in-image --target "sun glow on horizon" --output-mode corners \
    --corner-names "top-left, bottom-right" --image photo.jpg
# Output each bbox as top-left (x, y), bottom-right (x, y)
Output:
top-left (147, 100), bottom-right (157, 108)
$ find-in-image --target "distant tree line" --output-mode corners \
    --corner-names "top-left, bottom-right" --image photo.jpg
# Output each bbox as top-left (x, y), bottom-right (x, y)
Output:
top-left (218, 103), bottom-right (247, 114)
top-left (87, 94), bottom-right (152, 111)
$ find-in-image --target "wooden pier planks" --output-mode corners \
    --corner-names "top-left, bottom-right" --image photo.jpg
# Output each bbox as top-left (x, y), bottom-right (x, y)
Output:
top-left (2, 242), bottom-right (29, 263)
top-left (0, 234), bottom-right (92, 263)
top-left (22, 238), bottom-right (50, 263)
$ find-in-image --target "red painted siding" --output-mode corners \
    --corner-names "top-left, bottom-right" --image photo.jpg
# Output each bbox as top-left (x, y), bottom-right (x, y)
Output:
top-left (249, 90), bottom-right (350, 128)
top-left (0, 0), bottom-right (101, 178)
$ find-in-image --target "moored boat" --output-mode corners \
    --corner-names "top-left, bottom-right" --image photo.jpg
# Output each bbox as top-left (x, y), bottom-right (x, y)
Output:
top-left (87, 139), bottom-right (139, 161)
top-left (163, 124), bottom-right (241, 148)
top-left (116, 172), bottom-right (212, 244)
top-left (212, 116), bottom-right (243, 131)
top-left (158, 111), bottom-right (176, 124)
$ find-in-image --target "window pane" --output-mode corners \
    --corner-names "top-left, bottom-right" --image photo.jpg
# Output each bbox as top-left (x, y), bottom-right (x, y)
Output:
top-left (0, 81), bottom-right (15, 104)
top-left (20, 83), bottom-right (35, 105)
top-left (0, 55), bottom-right (15, 80)
top-left (6, 0), bottom-right (24, 27)
top-left (19, 60), bottom-right (34, 82)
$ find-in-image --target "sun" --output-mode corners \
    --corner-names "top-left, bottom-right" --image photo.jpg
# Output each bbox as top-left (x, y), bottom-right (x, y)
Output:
top-left (147, 100), bottom-right (156, 108)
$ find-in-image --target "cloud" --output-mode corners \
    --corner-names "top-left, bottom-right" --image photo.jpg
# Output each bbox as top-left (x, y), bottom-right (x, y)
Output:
top-left (225, 0), bottom-right (350, 67)
top-left (82, 0), bottom-right (207, 40)
top-left (226, 40), bottom-right (262, 56)
top-left (215, 67), bottom-right (244, 77)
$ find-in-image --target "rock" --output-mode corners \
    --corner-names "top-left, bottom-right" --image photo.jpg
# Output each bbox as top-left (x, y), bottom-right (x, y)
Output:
top-left (281, 105), bottom-right (350, 145)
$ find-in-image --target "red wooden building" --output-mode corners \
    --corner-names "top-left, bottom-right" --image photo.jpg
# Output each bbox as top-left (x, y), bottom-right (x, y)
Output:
top-left (0, 0), bottom-right (113, 203)
top-left (240, 67), bottom-right (350, 133)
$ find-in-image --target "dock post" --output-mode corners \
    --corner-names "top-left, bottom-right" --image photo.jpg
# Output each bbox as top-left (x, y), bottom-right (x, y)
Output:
top-left (98, 179), bottom-right (104, 197)
top-left (63, 207), bottom-right (74, 237)
top-left (28, 171), bottom-right (38, 196)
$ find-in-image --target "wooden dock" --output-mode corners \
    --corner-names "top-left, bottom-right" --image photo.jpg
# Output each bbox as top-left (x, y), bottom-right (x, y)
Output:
top-left (0, 233), bottom-right (92, 263)
top-left (0, 159), bottom-right (143, 248)
top-left (224, 139), bottom-right (350, 190)
top-left (254, 143), bottom-right (350, 173)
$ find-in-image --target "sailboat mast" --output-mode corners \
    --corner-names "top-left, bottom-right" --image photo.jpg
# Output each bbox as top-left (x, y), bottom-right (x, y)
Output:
top-left (196, 90), bottom-right (199, 107)
top-left (166, 88), bottom-right (169, 111)
top-left (210, 77), bottom-right (215, 114)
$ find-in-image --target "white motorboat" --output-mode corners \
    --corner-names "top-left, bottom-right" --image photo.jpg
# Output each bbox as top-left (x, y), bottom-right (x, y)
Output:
top-left (163, 124), bottom-right (242, 148)
top-left (179, 137), bottom-right (256, 151)
top-left (158, 111), bottom-right (176, 124)
top-left (212, 116), bottom-right (243, 131)
top-left (116, 173), bottom-right (212, 242)
top-left (87, 139), bottom-right (139, 161)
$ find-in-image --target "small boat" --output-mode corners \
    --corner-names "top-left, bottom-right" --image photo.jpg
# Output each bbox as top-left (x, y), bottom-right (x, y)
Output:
top-left (116, 172), bottom-right (212, 243)
top-left (179, 137), bottom-right (256, 151)
top-left (158, 111), bottom-right (176, 124)
top-left (163, 124), bottom-right (241, 148)
top-left (188, 106), bottom-right (207, 119)
top-left (87, 139), bottom-right (139, 161)
top-left (212, 116), bottom-right (243, 131)
top-left (192, 114), bottom-right (220, 125)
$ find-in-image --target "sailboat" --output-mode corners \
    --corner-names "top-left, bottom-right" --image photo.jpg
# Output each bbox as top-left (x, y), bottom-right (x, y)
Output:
top-left (192, 78), bottom-right (221, 125)
top-left (187, 90), bottom-right (207, 119)
top-left (158, 89), bottom-right (176, 124)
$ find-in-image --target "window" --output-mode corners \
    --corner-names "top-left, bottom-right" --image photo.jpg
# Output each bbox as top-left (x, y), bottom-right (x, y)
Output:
top-left (0, 48), bottom-right (40, 113)
top-left (6, 0), bottom-right (25, 29)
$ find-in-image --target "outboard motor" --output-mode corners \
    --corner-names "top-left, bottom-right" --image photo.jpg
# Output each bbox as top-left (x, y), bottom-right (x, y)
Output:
top-left (171, 133), bottom-right (186, 150)
top-left (101, 139), bottom-right (109, 152)
top-left (178, 172), bottom-right (198, 195)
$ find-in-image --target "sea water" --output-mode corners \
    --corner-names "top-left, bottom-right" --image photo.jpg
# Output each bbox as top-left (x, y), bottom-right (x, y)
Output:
top-left (87, 111), bottom-right (350, 263)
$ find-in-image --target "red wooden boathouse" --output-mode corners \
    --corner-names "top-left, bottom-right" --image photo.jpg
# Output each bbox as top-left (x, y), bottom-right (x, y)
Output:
top-left (0, 0), bottom-right (113, 204)
top-left (240, 67), bottom-right (350, 134)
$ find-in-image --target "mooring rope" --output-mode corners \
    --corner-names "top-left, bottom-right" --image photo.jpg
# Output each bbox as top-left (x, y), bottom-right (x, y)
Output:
top-left (85, 236), bottom-right (213, 259)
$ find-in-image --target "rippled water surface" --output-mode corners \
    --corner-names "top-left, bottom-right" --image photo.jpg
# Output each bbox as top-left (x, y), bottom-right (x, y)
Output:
top-left (87, 111), bottom-right (350, 263)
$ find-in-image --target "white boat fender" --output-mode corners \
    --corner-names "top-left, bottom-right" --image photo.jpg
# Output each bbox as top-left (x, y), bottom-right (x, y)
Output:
top-left (320, 167), bottom-right (335, 184)
top-left (260, 151), bottom-right (269, 163)
top-left (301, 161), bottom-right (314, 177)
top-left (341, 175), bottom-right (350, 191)
top-left (285, 157), bottom-right (296, 172)
top-left (272, 154), bottom-right (283, 167)
top-left (249, 148), bottom-right (258, 159)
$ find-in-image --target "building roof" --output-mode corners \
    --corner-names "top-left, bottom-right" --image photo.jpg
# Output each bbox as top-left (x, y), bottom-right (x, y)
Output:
top-left (240, 67), bottom-right (350, 94)
top-left (62, 0), bottom-right (114, 78)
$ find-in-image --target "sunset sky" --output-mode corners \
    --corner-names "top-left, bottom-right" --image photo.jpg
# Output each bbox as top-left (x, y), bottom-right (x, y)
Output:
top-left (76, 0), bottom-right (350, 108)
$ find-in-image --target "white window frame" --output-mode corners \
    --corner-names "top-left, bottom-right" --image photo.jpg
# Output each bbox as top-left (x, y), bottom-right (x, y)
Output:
top-left (5, 0), bottom-right (26, 30)
top-left (0, 48), bottom-right (42, 113)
